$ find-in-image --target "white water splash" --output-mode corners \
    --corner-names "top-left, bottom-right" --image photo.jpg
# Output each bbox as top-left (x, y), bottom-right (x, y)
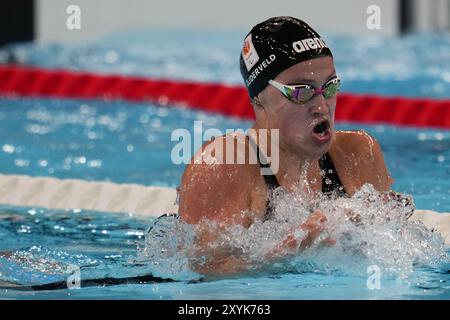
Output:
top-left (138, 214), bottom-right (198, 279)
top-left (140, 185), bottom-right (447, 279)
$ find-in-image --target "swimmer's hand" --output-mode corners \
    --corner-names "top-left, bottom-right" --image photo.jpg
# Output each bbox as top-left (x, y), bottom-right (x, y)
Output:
top-left (382, 190), bottom-right (415, 219)
top-left (189, 212), bottom-right (335, 276)
top-left (270, 211), bottom-right (335, 258)
top-left (298, 211), bottom-right (336, 250)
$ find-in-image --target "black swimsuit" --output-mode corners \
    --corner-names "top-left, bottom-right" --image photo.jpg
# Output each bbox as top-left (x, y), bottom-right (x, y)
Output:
top-left (249, 137), bottom-right (346, 220)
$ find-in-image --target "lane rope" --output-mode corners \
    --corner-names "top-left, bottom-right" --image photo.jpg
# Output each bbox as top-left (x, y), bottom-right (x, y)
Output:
top-left (1, 64), bottom-right (450, 128)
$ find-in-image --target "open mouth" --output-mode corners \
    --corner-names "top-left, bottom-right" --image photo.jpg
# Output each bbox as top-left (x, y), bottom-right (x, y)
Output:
top-left (312, 120), bottom-right (330, 137)
top-left (310, 119), bottom-right (332, 144)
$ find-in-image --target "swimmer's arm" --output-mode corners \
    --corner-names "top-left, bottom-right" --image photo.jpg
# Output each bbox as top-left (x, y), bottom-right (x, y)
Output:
top-left (180, 165), bottom-right (332, 275)
top-left (367, 134), bottom-right (394, 191)
top-left (265, 211), bottom-right (335, 261)
top-left (189, 211), bottom-right (335, 276)
top-left (178, 136), bottom-right (256, 225)
top-left (178, 163), bottom-right (254, 226)
top-left (178, 140), bottom-right (259, 275)
top-left (187, 223), bottom-right (251, 276)
top-left (179, 184), bottom-right (257, 275)
top-left (356, 133), bottom-right (415, 212)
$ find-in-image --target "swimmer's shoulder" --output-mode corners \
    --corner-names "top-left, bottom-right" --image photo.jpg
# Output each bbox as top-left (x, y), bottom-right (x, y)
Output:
top-left (181, 131), bottom-right (260, 173)
top-left (333, 129), bottom-right (379, 151)
top-left (179, 132), bottom-right (263, 224)
top-left (331, 130), bottom-right (393, 192)
top-left (333, 130), bottom-right (390, 164)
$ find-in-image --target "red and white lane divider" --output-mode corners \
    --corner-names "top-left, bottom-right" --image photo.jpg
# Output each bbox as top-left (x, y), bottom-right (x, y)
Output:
top-left (1, 64), bottom-right (450, 129)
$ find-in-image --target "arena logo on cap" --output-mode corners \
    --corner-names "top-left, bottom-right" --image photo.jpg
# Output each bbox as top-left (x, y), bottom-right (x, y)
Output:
top-left (242, 34), bottom-right (260, 71)
top-left (292, 37), bottom-right (327, 53)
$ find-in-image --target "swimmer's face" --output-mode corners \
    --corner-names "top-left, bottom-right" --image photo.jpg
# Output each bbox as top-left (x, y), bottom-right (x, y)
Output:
top-left (257, 56), bottom-right (337, 159)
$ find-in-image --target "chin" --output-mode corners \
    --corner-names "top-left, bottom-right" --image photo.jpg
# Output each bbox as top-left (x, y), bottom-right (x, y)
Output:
top-left (314, 143), bottom-right (331, 158)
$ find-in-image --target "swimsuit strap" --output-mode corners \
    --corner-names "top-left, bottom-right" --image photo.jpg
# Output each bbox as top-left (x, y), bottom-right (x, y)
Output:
top-left (247, 136), bottom-right (279, 221)
top-left (319, 152), bottom-right (346, 196)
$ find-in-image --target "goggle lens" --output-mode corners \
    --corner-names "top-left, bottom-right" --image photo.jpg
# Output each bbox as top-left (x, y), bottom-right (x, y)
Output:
top-left (272, 77), bottom-right (340, 105)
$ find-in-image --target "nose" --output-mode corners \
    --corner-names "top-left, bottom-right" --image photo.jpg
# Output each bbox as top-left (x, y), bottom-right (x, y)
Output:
top-left (308, 93), bottom-right (330, 116)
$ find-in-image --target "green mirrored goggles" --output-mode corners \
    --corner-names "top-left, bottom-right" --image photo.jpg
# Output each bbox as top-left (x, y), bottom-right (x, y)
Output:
top-left (268, 76), bottom-right (341, 104)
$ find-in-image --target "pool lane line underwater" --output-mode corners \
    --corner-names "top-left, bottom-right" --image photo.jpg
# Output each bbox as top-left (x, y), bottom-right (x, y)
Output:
top-left (1, 64), bottom-right (450, 129)
top-left (0, 274), bottom-right (186, 291)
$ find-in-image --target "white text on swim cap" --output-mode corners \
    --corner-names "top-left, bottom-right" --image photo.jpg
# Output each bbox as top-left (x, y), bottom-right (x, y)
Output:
top-left (245, 54), bottom-right (276, 87)
top-left (292, 38), bottom-right (327, 53)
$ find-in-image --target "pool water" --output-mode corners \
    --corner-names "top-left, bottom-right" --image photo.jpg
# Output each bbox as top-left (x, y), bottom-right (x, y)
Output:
top-left (2, 98), bottom-right (450, 212)
top-left (0, 98), bottom-right (248, 187)
top-left (0, 204), bottom-right (449, 300)
top-left (1, 30), bottom-right (450, 299)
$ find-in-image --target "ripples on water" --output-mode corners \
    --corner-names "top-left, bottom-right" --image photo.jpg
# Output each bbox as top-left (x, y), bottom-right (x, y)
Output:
top-left (0, 207), bottom-right (146, 286)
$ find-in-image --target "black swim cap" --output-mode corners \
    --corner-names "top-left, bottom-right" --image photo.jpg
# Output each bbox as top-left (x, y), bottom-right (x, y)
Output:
top-left (239, 16), bottom-right (333, 99)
